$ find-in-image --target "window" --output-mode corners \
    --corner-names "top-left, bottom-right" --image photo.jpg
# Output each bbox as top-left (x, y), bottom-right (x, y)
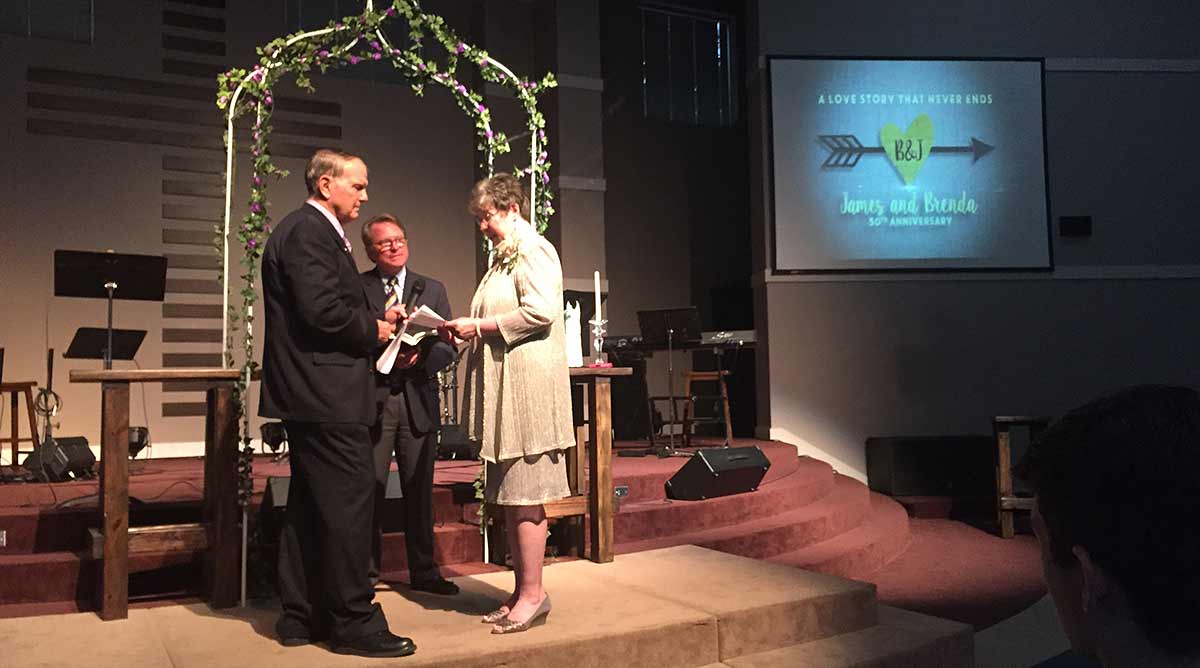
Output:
top-left (0, 0), bottom-right (93, 44)
top-left (640, 3), bottom-right (736, 127)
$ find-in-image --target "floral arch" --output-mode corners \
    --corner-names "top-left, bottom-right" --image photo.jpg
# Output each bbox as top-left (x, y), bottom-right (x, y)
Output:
top-left (215, 0), bottom-right (556, 505)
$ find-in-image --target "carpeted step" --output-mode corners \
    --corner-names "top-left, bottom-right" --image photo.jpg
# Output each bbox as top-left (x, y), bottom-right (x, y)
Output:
top-left (376, 521), bottom-right (484, 572)
top-left (768, 492), bottom-right (911, 579)
top-left (609, 443), bottom-right (805, 503)
top-left (612, 458), bottom-right (837, 543)
top-left (617, 473), bottom-right (871, 559)
top-left (723, 604), bottom-right (973, 667)
top-left (0, 549), bottom-right (202, 606)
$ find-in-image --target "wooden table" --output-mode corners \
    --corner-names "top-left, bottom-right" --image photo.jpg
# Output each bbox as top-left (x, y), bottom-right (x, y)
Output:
top-left (487, 366), bottom-right (631, 565)
top-left (70, 368), bottom-right (241, 620)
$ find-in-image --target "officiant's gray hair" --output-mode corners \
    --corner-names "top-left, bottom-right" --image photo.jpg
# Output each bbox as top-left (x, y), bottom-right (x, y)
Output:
top-left (304, 148), bottom-right (360, 196)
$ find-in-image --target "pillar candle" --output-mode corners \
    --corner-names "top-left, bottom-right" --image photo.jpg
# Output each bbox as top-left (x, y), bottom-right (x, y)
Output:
top-left (594, 270), bottom-right (602, 322)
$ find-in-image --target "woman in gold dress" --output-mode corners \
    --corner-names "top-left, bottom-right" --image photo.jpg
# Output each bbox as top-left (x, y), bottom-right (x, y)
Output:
top-left (441, 173), bottom-right (574, 634)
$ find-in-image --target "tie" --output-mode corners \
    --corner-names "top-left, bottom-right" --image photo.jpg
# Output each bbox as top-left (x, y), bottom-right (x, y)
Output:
top-left (384, 276), bottom-right (399, 311)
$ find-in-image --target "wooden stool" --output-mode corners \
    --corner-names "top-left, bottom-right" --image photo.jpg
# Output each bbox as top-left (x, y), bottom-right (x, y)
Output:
top-left (0, 381), bottom-right (40, 465)
top-left (993, 415), bottom-right (1050, 538)
top-left (683, 370), bottom-right (732, 447)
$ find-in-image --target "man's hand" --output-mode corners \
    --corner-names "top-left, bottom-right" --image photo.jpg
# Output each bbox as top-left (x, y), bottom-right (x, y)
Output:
top-left (384, 305), bottom-right (408, 325)
top-left (376, 319), bottom-right (395, 343)
top-left (394, 346), bottom-right (421, 370)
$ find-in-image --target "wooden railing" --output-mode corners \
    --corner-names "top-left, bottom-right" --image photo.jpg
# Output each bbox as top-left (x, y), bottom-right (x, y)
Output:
top-left (70, 368), bottom-right (241, 620)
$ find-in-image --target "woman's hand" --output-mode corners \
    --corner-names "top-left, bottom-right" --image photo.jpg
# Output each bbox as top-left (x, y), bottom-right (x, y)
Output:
top-left (440, 317), bottom-right (480, 342)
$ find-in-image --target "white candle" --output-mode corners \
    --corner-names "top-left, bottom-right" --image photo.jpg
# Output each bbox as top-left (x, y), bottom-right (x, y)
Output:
top-left (594, 270), bottom-right (602, 322)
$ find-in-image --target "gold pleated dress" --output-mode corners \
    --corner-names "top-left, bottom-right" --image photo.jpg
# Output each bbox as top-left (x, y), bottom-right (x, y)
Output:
top-left (462, 221), bottom-right (574, 505)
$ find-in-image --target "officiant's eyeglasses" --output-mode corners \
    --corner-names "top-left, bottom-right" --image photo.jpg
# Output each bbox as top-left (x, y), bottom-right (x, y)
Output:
top-left (374, 238), bottom-right (406, 250)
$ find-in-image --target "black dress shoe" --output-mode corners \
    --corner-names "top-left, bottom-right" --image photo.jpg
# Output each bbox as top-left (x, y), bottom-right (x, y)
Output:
top-left (410, 577), bottom-right (460, 595)
top-left (329, 630), bottom-right (417, 658)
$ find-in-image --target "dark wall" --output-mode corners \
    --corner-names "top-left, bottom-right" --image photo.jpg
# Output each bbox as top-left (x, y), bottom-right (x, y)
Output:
top-left (746, 0), bottom-right (1200, 479)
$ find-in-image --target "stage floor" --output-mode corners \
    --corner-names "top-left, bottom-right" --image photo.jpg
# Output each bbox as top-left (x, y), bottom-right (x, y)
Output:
top-left (0, 544), bottom-right (973, 668)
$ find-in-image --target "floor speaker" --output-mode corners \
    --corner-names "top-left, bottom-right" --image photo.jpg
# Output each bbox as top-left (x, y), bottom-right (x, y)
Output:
top-left (665, 446), bottom-right (770, 501)
top-left (22, 436), bottom-right (95, 482)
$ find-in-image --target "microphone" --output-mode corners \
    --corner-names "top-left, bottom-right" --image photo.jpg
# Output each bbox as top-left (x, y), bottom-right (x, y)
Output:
top-left (404, 278), bottom-right (426, 313)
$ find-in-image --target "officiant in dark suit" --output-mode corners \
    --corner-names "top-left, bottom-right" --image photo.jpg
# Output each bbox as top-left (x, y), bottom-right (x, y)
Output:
top-left (259, 150), bottom-right (416, 658)
top-left (360, 213), bottom-right (458, 596)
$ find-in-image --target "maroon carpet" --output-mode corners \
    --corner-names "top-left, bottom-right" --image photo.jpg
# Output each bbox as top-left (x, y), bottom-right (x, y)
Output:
top-left (866, 518), bottom-right (1045, 630)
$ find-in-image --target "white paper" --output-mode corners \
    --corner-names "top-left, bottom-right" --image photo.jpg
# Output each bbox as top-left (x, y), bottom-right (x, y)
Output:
top-left (375, 305), bottom-right (445, 374)
top-left (564, 301), bottom-right (583, 367)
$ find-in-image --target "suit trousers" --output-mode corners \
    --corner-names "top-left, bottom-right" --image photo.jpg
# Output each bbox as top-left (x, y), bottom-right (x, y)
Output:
top-left (370, 387), bottom-right (440, 583)
top-left (277, 421), bottom-right (387, 642)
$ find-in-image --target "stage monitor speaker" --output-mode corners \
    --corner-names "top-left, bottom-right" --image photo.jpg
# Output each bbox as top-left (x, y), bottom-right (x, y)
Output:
top-left (665, 446), bottom-right (770, 501)
top-left (22, 436), bottom-right (96, 482)
top-left (264, 472), bottom-right (405, 509)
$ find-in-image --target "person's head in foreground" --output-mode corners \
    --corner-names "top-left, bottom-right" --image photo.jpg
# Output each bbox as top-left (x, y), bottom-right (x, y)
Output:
top-left (1016, 384), bottom-right (1200, 667)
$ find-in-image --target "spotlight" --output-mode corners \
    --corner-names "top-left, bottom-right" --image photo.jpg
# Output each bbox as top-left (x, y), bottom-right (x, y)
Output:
top-left (129, 426), bottom-right (150, 458)
top-left (260, 422), bottom-right (287, 453)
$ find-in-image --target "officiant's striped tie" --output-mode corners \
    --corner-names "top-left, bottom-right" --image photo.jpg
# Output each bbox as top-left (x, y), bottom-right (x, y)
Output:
top-left (384, 276), bottom-right (399, 310)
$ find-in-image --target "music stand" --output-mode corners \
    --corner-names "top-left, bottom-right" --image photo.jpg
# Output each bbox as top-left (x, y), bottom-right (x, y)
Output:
top-left (64, 328), bottom-right (147, 362)
top-left (636, 307), bottom-right (702, 457)
top-left (54, 250), bottom-right (167, 369)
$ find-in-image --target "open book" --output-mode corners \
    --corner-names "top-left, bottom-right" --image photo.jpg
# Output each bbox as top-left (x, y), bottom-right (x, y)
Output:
top-left (376, 304), bottom-right (446, 374)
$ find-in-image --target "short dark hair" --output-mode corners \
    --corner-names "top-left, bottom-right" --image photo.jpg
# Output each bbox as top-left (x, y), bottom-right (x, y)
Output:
top-left (360, 212), bottom-right (407, 250)
top-left (1015, 384), bottom-right (1200, 654)
top-left (305, 148), bottom-right (359, 196)
top-left (467, 173), bottom-right (530, 221)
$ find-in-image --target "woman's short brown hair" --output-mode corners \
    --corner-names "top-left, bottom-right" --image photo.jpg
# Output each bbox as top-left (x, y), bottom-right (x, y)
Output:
top-left (468, 173), bottom-right (530, 221)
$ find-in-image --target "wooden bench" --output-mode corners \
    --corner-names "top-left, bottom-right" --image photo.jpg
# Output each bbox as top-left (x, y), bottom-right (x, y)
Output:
top-left (993, 415), bottom-right (1050, 538)
top-left (486, 366), bottom-right (631, 565)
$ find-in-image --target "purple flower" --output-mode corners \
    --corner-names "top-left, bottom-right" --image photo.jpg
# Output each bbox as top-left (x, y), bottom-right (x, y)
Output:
top-left (264, 224), bottom-right (271, 233)
top-left (372, 52), bottom-right (382, 60)
top-left (251, 203), bottom-right (262, 213)
top-left (456, 84), bottom-right (467, 94)
top-left (456, 43), bottom-right (466, 54)
top-left (370, 40), bottom-right (381, 50)
top-left (480, 58), bottom-right (489, 67)
top-left (542, 173), bottom-right (550, 184)
top-left (247, 239), bottom-right (257, 249)
top-left (385, 7), bottom-right (396, 16)
top-left (264, 95), bottom-right (273, 106)
top-left (349, 55), bottom-right (361, 65)
top-left (335, 22), bottom-right (344, 29)
top-left (497, 73), bottom-right (505, 81)
top-left (218, 96), bottom-right (228, 106)
top-left (318, 49), bottom-right (330, 58)
top-left (253, 175), bottom-right (263, 187)
top-left (485, 129), bottom-right (494, 139)
top-left (418, 62), bottom-right (426, 70)
top-left (476, 103), bottom-right (485, 113)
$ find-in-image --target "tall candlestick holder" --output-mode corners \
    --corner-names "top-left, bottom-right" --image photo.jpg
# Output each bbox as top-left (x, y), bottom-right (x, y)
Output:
top-left (587, 317), bottom-right (612, 367)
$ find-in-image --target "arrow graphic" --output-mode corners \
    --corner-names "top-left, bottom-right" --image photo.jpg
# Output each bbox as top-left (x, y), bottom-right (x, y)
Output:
top-left (818, 134), bottom-right (994, 168)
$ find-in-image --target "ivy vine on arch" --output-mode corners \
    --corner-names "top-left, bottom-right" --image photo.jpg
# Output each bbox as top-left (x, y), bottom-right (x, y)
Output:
top-left (215, 0), bottom-right (557, 505)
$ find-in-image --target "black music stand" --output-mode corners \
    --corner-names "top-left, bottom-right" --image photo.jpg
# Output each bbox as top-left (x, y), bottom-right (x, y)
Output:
top-left (636, 307), bottom-right (702, 457)
top-left (54, 250), bottom-right (167, 369)
top-left (64, 328), bottom-right (147, 363)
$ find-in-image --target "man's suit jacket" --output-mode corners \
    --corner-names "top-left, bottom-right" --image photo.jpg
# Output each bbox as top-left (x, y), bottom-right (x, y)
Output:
top-left (360, 267), bottom-right (454, 435)
top-left (259, 203), bottom-right (377, 425)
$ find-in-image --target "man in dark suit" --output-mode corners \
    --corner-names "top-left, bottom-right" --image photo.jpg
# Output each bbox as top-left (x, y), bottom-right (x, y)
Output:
top-left (359, 213), bottom-right (459, 595)
top-left (259, 149), bottom-right (416, 658)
